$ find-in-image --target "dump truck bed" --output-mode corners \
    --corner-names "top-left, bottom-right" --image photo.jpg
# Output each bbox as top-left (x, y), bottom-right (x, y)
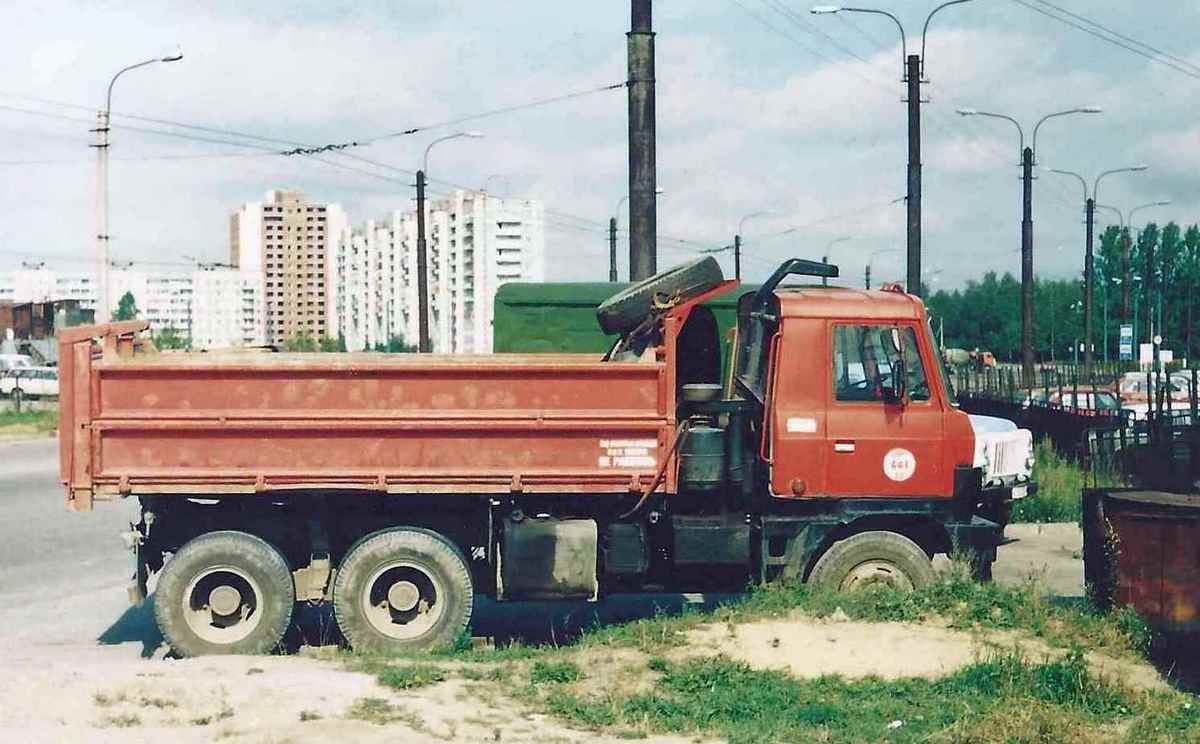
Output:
top-left (58, 322), bottom-right (674, 510)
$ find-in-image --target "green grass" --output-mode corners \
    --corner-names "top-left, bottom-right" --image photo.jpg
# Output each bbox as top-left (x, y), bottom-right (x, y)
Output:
top-left (373, 663), bottom-right (446, 690)
top-left (0, 408), bottom-right (57, 438)
top-left (536, 650), bottom-right (1195, 744)
top-left (353, 572), bottom-right (1189, 742)
top-left (1011, 441), bottom-right (1116, 523)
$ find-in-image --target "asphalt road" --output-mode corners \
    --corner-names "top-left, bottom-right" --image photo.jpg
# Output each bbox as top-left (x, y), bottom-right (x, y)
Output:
top-left (0, 436), bottom-right (1084, 662)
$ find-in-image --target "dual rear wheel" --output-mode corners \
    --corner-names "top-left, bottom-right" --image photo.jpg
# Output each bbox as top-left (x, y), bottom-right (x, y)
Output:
top-left (154, 528), bottom-right (472, 657)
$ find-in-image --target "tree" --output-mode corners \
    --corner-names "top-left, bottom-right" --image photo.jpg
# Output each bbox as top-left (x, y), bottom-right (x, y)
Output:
top-left (154, 327), bottom-right (189, 351)
top-left (318, 335), bottom-right (340, 352)
top-left (283, 332), bottom-right (318, 352)
top-left (114, 291), bottom-right (139, 321)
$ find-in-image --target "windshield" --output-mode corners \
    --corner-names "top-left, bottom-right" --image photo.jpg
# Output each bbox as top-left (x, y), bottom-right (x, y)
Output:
top-left (927, 319), bottom-right (957, 406)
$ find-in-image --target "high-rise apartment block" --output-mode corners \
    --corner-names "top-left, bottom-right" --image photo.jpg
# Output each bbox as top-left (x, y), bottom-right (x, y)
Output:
top-left (230, 189), bottom-right (347, 346)
top-left (329, 190), bottom-right (544, 354)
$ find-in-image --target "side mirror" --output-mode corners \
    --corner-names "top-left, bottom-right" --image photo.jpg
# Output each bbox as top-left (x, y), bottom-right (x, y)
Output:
top-left (884, 327), bottom-right (907, 404)
top-left (884, 357), bottom-right (907, 404)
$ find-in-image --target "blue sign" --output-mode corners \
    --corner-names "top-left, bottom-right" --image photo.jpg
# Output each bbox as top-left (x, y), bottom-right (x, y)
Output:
top-left (1119, 324), bottom-right (1134, 361)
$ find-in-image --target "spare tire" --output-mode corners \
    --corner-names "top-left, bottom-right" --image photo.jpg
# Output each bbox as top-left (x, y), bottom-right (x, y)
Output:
top-left (596, 257), bottom-right (724, 335)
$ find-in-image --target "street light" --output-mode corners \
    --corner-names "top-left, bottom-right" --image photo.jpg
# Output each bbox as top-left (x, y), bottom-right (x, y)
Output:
top-left (415, 131), bottom-right (484, 353)
top-left (813, 1), bottom-right (975, 299)
top-left (93, 49), bottom-right (184, 323)
top-left (866, 248), bottom-right (901, 290)
top-left (955, 106), bottom-right (1101, 379)
top-left (733, 210), bottom-right (775, 281)
top-left (821, 236), bottom-right (851, 286)
top-left (611, 188), bottom-right (664, 282)
top-left (1045, 164), bottom-right (1147, 371)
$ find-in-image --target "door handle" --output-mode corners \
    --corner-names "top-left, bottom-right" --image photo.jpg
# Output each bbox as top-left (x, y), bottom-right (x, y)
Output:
top-left (833, 440), bottom-right (856, 453)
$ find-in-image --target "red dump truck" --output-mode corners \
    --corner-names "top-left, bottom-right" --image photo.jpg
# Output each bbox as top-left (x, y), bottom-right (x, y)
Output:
top-left (59, 258), bottom-right (1034, 656)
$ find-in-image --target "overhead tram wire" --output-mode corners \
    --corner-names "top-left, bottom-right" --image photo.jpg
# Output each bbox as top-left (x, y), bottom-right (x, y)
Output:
top-left (1011, 0), bottom-right (1200, 82)
top-left (1030, 0), bottom-right (1200, 76)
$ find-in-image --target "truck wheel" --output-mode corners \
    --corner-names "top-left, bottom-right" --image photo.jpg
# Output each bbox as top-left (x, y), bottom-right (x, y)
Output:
top-left (808, 531), bottom-right (935, 592)
top-left (596, 256), bottom-right (723, 335)
top-left (333, 528), bottom-right (473, 653)
top-left (154, 531), bottom-right (295, 656)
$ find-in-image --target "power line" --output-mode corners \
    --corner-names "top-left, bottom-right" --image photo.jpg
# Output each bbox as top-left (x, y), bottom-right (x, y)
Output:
top-left (1029, 0), bottom-right (1200, 76)
top-left (1012, 0), bottom-right (1200, 82)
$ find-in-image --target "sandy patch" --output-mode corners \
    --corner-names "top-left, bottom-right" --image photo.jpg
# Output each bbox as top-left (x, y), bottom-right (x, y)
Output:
top-left (0, 649), bottom-right (692, 743)
top-left (681, 611), bottom-right (1170, 691)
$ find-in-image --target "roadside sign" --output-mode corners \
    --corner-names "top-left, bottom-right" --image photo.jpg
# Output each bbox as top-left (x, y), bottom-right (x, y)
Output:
top-left (1119, 324), bottom-right (1134, 361)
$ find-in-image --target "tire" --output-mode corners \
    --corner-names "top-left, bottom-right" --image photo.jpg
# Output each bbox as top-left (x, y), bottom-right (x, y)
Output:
top-left (154, 531), bottom-right (295, 657)
top-left (333, 528), bottom-right (473, 654)
top-left (596, 256), bottom-right (724, 335)
top-left (808, 531), bottom-right (935, 592)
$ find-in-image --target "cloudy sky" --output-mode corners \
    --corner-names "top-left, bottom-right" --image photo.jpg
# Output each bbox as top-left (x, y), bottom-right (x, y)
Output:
top-left (1, 0), bottom-right (1197, 289)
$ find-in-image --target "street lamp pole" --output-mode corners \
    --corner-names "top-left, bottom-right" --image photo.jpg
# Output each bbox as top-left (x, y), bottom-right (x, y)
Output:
top-left (866, 248), bottom-right (900, 290)
top-left (93, 50), bottom-right (183, 323)
top-left (956, 106), bottom-right (1101, 378)
top-left (821, 236), bottom-right (851, 286)
top-left (735, 211), bottom-right (773, 282)
top-left (416, 131), bottom-right (483, 353)
top-left (612, 188), bottom-right (663, 281)
top-left (813, 1), bottom-right (974, 299)
top-left (1046, 164), bottom-right (1147, 372)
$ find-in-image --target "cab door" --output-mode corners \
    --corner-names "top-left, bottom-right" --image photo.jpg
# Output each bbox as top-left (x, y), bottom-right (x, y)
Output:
top-left (767, 319), bottom-right (829, 497)
top-left (824, 322), bottom-right (948, 497)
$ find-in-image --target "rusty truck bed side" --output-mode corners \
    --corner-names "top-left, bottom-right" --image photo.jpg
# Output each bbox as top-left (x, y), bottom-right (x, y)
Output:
top-left (58, 322), bottom-right (678, 511)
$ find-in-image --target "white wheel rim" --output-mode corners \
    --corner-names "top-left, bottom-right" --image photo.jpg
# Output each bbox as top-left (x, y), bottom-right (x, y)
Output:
top-left (840, 559), bottom-right (915, 592)
top-left (182, 565), bottom-right (265, 645)
top-left (361, 561), bottom-right (447, 641)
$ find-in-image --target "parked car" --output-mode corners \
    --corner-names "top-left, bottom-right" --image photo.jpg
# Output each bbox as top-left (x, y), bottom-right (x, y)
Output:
top-left (0, 366), bottom-right (59, 399)
top-left (0, 354), bottom-right (34, 372)
top-left (1022, 387), bottom-right (1125, 416)
top-left (1117, 371), bottom-right (1192, 404)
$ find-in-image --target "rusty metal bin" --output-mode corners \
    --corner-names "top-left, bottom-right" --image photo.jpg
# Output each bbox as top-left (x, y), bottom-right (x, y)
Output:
top-left (1083, 488), bottom-right (1200, 632)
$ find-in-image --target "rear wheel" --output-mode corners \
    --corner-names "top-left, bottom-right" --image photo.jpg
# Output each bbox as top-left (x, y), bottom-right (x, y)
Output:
top-left (154, 531), bottom-right (295, 656)
top-left (808, 531), bottom-right (935, 592)
top-left (333, 528), bottom-right (473, 654)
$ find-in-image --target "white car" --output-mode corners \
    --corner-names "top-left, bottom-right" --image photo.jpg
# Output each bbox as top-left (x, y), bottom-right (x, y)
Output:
top-left (0, 367), bottom-right (59, 399)
top-left (0, 354), bottom-right (33, 372)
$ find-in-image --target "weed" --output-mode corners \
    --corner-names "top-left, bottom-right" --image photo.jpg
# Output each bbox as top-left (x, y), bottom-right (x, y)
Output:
top-left (376, 664), bottom-right (446, 690)
top-left (346, 697), bottom-right (418, 727)
top-left (1012, 441), bottom-right (1116, 523)
top-left (102, 713), bottom-right (142, 728)
top-left (530, 660), bottom-right (581, 685)
top-left (0, 408), bottom-right (57, 438)
top-left (298, 710), bottom-right (322, 722)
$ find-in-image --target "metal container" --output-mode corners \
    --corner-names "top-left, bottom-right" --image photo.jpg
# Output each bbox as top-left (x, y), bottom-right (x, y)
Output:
top-left (1083, 488), bottom-right (1200, 632)
top-left (679, 424), bottom-right (726, 492)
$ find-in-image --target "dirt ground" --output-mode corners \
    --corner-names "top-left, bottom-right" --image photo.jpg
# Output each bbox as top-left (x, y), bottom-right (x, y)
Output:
top-left (0, 647), bottom-right (698, 744)
top-left (682, 610), bottom-right (1170, 692)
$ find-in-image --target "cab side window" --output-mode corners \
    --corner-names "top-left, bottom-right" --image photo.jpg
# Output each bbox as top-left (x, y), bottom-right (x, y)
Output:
top-left (832, 324), bottom-right (930, 402)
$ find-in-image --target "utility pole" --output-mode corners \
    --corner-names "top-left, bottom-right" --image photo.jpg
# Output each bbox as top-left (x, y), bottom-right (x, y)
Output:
top-left (1084, 197), bottom-right (1095, 369)
top-left (608, 217), bottom-right (618, 282)
top-left (627, 0), bottom-right (657, 281)
top-left (733, 234), bottom-right (742, 281)
top-left (1144, 229), bottom-right (1155, 345)
top-left (1021, 146), bottom-right (1034, 377)
top-left (906, 53), bottom-right (922, 297)
top-left (415, 169), bottom-right (431, 353)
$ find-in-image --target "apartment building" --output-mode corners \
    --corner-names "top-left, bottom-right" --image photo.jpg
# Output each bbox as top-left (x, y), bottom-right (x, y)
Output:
top-left (190, 267), bottom-right (262, 349)
top-left (230, 189), bottom-right (347, 346)
top-left (0, 267), bottom-right (191, 337)
top-left (329, 190), bottom-right (544, 354)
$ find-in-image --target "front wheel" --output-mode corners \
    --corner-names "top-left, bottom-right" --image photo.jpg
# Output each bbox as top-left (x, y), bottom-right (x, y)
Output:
top-left (333, 528), bottom-right (473, 654)
top-left (154, 531), bottom-right (295, 656)
top-left (808, 531), bottom-right (935, 592)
